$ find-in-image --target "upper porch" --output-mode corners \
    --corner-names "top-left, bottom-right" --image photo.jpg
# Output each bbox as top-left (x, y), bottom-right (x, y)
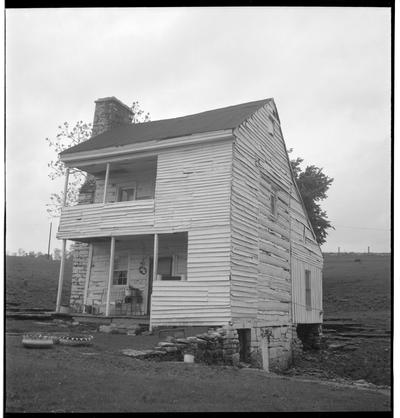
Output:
top-left (57, 156), bottom-right (157, 240)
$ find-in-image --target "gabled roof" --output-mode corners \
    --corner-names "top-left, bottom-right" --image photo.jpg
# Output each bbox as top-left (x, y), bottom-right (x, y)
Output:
top-left (60, 98), bottom-right (272, 156)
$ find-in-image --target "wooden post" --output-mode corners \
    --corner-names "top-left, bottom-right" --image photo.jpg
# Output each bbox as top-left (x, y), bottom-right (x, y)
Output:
top-left (260, 336), bottom-right (269, 372)
top-left (83, 243), bottom-right (93, 311)
top-left (149, 233), bottom-right (159, 332)
top-left (103, 163), bottom-right (110, 204)
top-left (105, 236), bottom-right (115, 317)
top-left (153, 233), bottom-right (159, 282)
top-left (55, 239), bottom-right (67, 312)
top-left (62, 168), bottom-right (70, 207)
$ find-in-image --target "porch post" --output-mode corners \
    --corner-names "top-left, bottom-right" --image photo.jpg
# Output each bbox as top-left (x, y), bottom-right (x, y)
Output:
top-left (103, 163), bottom-right (110, 204)
top-left (83, 243), bottom-right (93, 312)
top-left (105, 236), bottom-right (115, 317)
top-left (153, 233), bottom-right (159, 282)
top-left (55, 239), bottom-right (67, 312)
top-left (62, 168), bottom-right (70, 207)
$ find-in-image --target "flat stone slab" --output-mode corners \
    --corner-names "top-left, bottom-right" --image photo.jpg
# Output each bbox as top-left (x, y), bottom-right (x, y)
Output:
top-left (122, 349), bottom-right (167, 359)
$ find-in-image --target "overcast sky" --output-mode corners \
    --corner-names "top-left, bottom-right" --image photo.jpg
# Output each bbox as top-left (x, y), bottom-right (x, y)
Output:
top-left (5, 7), bottom-right (391, 255)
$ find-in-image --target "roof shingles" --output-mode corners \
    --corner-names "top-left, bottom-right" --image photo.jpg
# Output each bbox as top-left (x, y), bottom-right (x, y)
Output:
top-left (61, 98), bottom-right (272, 156)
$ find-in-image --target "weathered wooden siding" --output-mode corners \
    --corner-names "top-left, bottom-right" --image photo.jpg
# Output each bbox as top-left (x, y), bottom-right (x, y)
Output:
top-left (151, 226), bottom-right (231, 326)
top-left (150, 280), bottom-right (231, 327)
top-left (154, 140), bottom-right (232, 232)
top-left (57, 200), bottom-right (155, 239)
top-left (150, 140), bottom-right (232, 325)
top-left (231, 100), bottom-right (323, 327)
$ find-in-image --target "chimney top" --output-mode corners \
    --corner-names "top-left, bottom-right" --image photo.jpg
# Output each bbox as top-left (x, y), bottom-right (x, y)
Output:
top-left (91, 96), bottom-right (133, 137)
top-left (95, 96), bottom-right (133, 113)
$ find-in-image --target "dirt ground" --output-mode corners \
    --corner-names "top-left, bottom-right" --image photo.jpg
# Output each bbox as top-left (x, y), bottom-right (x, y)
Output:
top-left (5, 319), bottom-right (391, 413)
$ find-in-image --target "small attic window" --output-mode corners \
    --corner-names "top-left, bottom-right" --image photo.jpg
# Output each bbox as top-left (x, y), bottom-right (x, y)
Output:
top-left (305, 270), bottom-right (312, 310)
top-left (271, 191), bottom-right (278, 217)
top-left (267, 116), bottom-right (275, 134)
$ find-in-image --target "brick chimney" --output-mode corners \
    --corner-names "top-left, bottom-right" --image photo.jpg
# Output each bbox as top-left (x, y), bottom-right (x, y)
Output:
top-left (91, 96), bottom-right (133, 137)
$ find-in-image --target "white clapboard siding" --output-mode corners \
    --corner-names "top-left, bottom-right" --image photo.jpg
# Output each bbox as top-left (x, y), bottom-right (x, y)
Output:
top-left (149, 226), bottom-right (231, 325)
top-left (187, 227), bottom-right (231, 281)
top-left (154, 140), bottom-right (232, 232)
top-left (57, 200), bottom-right (155, 239)
top-left (150, 280), bottom-right (231, 326)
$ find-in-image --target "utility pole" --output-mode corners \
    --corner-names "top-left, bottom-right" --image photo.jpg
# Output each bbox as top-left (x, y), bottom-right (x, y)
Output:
top-left (338, 246), bottom-right (340, 255)
top-left (47, 221), bottom-right (52, 260)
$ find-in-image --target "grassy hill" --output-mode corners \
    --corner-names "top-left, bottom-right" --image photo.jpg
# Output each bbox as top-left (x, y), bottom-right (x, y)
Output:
top-left (5, 256), bottom-right (72, 310)
top-left (322, 253), bottom-right (391, 329)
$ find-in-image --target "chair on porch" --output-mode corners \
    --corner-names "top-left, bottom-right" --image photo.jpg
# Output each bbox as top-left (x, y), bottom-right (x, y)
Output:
top-left (100, 288), bottom-right (126, 315)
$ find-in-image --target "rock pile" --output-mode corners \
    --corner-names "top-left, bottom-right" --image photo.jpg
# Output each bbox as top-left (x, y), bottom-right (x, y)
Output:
top-left (122, 326), bottom-right (241, 366)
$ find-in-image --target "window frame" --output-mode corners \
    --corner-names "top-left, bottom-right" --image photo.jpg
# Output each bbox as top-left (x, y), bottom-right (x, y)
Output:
top-left (113, 253), bottom-right (129, 286)
top-left (113, 270), bottom-right (128, 286)
top-left (117, 182), bottom-right (137, 202)
top-left (271, 189), bottom-right (278, 218)
top-left (305, 269), bottom-right (312, 311)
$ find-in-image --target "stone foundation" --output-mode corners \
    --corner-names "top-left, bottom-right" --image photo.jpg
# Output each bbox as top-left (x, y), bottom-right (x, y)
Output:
top-left (248, 325), bottom-right (295, 371)
top-left (149, 325), bottom-right (241, 366)
top-left (69, 242), bottom-right (90, 312)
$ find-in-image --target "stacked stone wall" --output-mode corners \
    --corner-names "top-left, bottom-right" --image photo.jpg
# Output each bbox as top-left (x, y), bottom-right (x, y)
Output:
top-left (147, 325), bottom-right (241, 366)
top-left (69, 177), bottom-right (96, 312)
top-left (69, 242), bottom-right (90, 312)
top-left (248, 324), bottom-right (300, 371)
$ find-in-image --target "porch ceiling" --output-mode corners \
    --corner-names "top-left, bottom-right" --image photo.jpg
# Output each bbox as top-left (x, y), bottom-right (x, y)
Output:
top-left (80, 156), bottom-right (157, 176)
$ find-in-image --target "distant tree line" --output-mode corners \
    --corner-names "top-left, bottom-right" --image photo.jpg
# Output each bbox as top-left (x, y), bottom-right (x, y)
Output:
top-left (6, 248), bottom-right (74, 260)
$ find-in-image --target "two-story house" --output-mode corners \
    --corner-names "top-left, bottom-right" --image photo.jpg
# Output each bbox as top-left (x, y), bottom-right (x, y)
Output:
top-left (55, 96), bottom-right (323, 370)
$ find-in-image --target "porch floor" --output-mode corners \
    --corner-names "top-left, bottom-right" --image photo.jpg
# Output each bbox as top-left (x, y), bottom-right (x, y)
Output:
top-left (54, 312), bottom-right (150, 328)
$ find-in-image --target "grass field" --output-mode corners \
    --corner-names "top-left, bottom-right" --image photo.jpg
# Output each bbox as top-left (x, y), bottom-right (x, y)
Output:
top-left (5, 321), bottom-right (390, 412)
top-left (322, 253), bottom-right (391, 329)
top-left (5, 256), bottom-right (72, 310)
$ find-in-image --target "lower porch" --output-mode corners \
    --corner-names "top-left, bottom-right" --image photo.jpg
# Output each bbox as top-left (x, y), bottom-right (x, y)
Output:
top-left (57, 232), bottom-right (188, 319)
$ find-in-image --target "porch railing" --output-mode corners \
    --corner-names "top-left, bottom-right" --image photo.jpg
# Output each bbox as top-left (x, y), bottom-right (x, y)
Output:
top-left (57, 200), bottom-right (155, 240)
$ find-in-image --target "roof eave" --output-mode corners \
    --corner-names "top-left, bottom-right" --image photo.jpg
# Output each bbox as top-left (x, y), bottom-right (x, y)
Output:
top-left (60, 129), bottom-right (234, 167)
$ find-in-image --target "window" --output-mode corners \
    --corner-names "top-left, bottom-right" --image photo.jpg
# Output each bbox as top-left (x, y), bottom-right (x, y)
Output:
top-left (271, 191), bottom-right (277, 217)
top-left (113, 254), bottom-right (128, 285)
top-left (113, 270), bottom-right (127, 285)
top-left (305, 270), bottom-right (312, 310)
top-left (158, 257), bottom-right (180, 280)
top-left (118, 185), bottom-right (136, 202)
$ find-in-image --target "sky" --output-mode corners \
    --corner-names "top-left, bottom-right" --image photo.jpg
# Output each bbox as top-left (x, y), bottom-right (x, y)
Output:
top-left (5, 7), bottom-right (391, 254)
